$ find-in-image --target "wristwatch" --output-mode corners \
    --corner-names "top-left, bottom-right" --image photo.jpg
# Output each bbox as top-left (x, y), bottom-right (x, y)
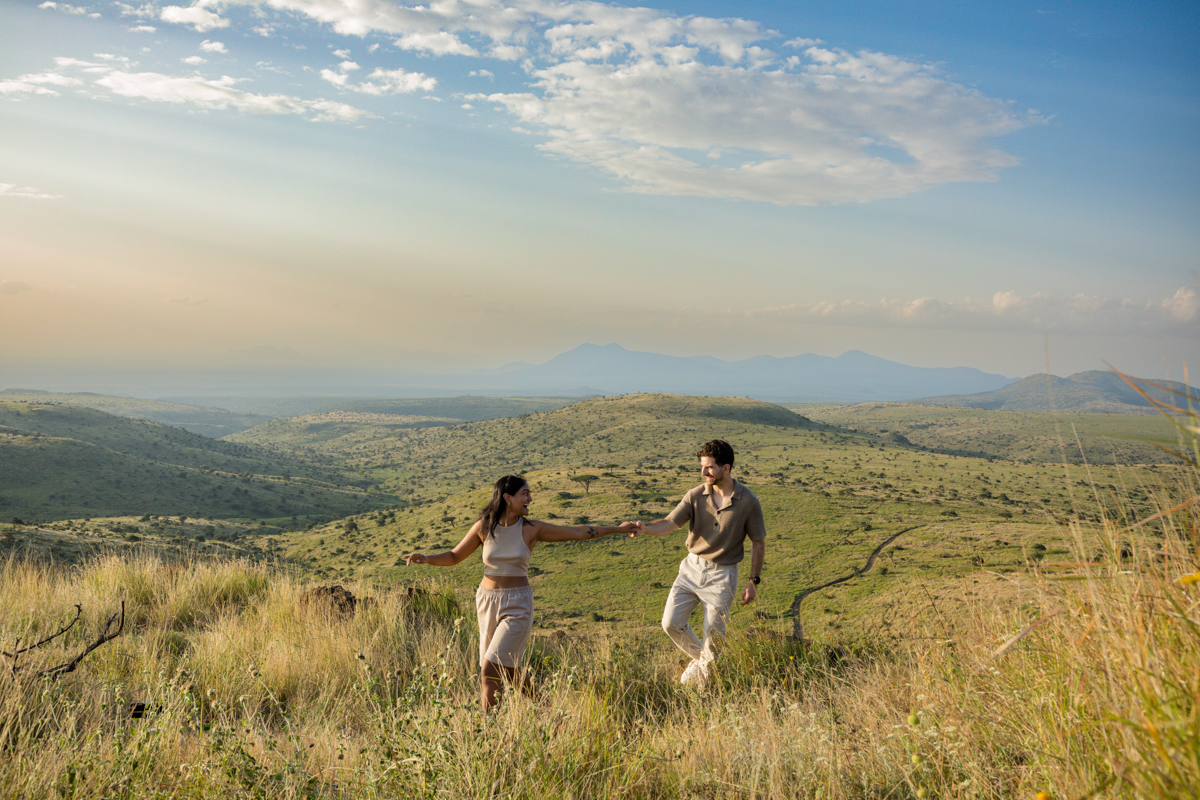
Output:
top-left (750, 576), bottom-right (761, 585)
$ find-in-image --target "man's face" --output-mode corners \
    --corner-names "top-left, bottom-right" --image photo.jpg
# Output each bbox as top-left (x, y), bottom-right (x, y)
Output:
top-left (700, 456), bottom-right (730, 486)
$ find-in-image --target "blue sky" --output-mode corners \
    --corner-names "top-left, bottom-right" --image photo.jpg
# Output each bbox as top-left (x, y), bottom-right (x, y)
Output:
top-left (1, 0), bottom-right (1196, 389)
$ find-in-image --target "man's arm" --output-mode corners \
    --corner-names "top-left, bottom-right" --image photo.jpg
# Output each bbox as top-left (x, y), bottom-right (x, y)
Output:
top-left (739, 538), bottom-right (765, 605)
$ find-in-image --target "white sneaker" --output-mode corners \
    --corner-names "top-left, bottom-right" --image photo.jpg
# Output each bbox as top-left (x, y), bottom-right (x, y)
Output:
top-left (680, 659), bottom-right (707, 687)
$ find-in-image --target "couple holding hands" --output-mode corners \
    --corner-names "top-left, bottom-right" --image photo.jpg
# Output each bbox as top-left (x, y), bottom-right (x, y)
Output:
top-left (405, 439), bottom-right (767, 711)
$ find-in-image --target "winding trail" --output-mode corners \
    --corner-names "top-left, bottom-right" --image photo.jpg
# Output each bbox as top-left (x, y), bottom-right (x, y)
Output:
top-left (790, 526), bottom-right (920, 639)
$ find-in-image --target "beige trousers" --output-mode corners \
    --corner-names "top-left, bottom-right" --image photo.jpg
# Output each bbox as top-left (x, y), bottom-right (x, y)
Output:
top-left (661, 553), bottom-right (737, 668)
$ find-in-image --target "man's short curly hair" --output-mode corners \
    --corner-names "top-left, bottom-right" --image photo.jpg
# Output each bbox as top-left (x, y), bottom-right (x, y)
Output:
top-left (696, 439), bottom-right (735, 468)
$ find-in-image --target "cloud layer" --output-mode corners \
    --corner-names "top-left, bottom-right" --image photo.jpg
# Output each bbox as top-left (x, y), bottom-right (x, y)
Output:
top-left (754, 288), bottom-right (1200, 336)
top-left (23, 0), bottom-right (1037, 205)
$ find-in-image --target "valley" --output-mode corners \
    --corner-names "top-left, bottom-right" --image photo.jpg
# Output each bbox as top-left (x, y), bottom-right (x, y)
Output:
top-left (2, 392), bottom-right (1179, 643)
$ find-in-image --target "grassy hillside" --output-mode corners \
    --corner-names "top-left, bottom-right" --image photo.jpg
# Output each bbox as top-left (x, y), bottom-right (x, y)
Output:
top-left (913, 370), bottom-right (1198, 413)
top-left (2, 390), bottom-right (1195, 798)
top-left (0, 390), bottom-right (269, 437)
top-left (229, 393), bottom-right (818, 502)
top-left (1, 471), bottom-right (1194, 798)
top-left (0, 402), bottom-right (394, 523)
top-left (5, 392), bottom-right (1178, 643)
top-left (239, 394), bottom-right (1171, 643)
top-left (791, 401), bottom-right (1181, 464)
top-left (227, 411), bottom-right (467, 451)
top-left (170, 394), bottom-right (582, 420)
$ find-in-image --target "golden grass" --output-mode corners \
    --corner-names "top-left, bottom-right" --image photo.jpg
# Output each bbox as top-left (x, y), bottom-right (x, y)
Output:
top-left (2, 389), bottom-right (1198, 797)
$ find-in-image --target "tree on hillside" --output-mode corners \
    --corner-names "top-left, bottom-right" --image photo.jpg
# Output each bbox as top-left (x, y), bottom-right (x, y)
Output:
top-left (570, 474), bottom-right (599, 494)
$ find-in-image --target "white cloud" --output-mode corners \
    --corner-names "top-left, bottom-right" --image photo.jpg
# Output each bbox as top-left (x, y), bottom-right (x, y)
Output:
top-left (394, 31), bottom-right (479, 56)
top-left (333, 49), bottom-right (352, 59)
top-left (129, 25), bottom-right (157, 32)
top-left (201, 0), bottom-right (1034, 205)
top-left (115, 2), bottom-right (158, 17)
top-left (39, 2), bottom-right (97, 16)
top-left (183, 56), bottom-right (207, 65)
top-left (0, 183), bottom-right (60, 199)
top-left (1162, 287), bottom-right (1199, 322)
top-left (160, 5), bottom-right (229, 32)
top-left (1, 280), bottom-right (35, 294)
top-left (753, 289), bottom-right (1200, 336)
top-left (93, 70), bottom-right (374, 122)
top-left (53, 57), bottom-right (111, 72)
top-left (319, 68), bottom-right (347, 87)
top-left (200, 40), bottom-right (228, 53)
top-left (470, 69), bottom-right (495, 80)
top-left (325, 67), bottom-right (436, 95)
top-left (0, 72), bottom-right (82, 96)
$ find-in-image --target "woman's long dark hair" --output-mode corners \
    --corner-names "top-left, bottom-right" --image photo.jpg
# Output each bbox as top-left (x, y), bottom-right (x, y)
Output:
top-left (478, 474), bottom-right (528, 538)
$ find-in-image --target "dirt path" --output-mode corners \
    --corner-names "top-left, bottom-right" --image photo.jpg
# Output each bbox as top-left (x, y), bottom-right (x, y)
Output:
top-left (789, 526), bottom-right (919, 639)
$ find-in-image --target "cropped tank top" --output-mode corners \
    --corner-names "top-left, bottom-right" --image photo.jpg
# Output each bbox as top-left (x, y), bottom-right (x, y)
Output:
top-left (482, 518), bottom-right (532, 577)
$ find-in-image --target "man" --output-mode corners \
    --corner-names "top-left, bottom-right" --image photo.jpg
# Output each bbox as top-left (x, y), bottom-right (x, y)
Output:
top-left (632, 439), bottom-right (766, 686)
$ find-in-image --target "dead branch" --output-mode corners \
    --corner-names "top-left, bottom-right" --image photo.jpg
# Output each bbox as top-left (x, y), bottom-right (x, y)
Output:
top-left (3, 602), bottom-right (125, 682)
top-left (36, 601), bottom-right (125, 681)
top-left (1, 604), bottom-right (82, 660)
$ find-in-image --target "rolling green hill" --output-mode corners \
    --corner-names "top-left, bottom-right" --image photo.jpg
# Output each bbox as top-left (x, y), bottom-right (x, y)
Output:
top-left (0, 390), bottom-right (270, 436)
top-left (4, 393), bottom-right (1179, 644)
top-left (791, 401), bottom-right (1181, 463)
top-left (232, 393), bottom-right (1172, 642)
top-left (168, 394), bottom-right (582, 420)
top-left (227, 393), bottom-right (821, 503)
top-left (912, 370), bottom-right (1198, 413)
top-left (0, 401), bottom-right (395, 522)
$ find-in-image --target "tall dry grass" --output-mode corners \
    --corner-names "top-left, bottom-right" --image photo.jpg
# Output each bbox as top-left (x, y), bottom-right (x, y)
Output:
top-left (1, 378), bottom-right (1197, 797)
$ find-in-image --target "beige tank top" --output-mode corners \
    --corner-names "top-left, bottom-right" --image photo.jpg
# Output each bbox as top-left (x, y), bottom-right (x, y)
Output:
top-left (482, 519), bottom-right (532, 577)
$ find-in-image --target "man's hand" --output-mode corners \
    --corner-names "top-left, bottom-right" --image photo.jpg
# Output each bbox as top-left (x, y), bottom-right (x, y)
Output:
top-left (740, 581), bottom-right (757, 606)
top-left (624, 521), bottom-right (644, 537)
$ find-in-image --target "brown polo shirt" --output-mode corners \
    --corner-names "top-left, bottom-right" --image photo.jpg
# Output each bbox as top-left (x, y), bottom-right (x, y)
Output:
top-left (666, 480), bottom-right (766, 566)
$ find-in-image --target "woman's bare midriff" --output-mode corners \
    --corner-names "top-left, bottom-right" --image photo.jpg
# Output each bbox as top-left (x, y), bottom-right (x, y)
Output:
top-left (479, 575), bottom-right (530, 590)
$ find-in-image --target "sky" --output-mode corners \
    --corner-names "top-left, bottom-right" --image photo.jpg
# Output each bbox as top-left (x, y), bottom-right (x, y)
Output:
top-left (1, 0), bottom-right (1197, 394)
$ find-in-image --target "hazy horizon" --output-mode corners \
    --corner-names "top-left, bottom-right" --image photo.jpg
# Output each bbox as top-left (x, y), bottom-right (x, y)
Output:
top-left (3, 1), bottom-right (1196, 384)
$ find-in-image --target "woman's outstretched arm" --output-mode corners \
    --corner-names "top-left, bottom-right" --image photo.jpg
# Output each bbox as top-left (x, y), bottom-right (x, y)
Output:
top-left (406, 520), bottom-right (484, 567)
top-left (527, 519), bottom-right (639, 543)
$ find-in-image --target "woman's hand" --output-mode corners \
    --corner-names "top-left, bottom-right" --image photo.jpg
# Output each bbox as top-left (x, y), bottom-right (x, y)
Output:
top-left (405, 553), bottom-right (426, 566)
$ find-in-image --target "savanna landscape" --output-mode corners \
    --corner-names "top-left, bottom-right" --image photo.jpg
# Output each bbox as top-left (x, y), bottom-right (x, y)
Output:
top-left (0, 382), bottom-right (1196, 798)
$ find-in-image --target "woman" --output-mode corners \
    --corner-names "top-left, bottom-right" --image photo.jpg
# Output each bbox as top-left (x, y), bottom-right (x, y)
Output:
top-left (405, 474), bottom-right (635, 711)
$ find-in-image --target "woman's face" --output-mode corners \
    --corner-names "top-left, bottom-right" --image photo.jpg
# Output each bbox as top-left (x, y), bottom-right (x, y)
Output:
top-left (504, 483), bottom-right (532, 516)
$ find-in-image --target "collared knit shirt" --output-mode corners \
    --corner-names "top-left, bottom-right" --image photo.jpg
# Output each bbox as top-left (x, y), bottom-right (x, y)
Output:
top-left (666, 480), bottom-right (766, 566)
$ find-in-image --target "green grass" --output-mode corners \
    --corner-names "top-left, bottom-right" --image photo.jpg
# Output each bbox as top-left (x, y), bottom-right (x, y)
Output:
top-left (6, 392), bottom-right (1177, 651)
top-left (0, 390), bottom-right (269, 436)
top-left (237, 394), bottom-right (1168, 645)
top-left (793, 401), bottom-right (1182, 463)
top-left (1, 486), bottom-right (1195, 797)
top-left (0, 401), bottom-right (395, 522)
top-left (2, 387), bottom-right (1198, 797)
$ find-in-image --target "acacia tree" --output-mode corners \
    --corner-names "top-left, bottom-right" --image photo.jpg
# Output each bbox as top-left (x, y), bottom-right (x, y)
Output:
top-left (570, 474), bottom-right (599, 494)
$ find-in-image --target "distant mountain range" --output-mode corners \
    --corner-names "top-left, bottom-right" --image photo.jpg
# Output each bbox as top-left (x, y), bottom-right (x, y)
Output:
top-left (6, 345), bottom-right (1191, 416)
top-left (459, 343), bottom-right (1017, 401)
top-left (913, 370), bottom-right (1199, 413)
